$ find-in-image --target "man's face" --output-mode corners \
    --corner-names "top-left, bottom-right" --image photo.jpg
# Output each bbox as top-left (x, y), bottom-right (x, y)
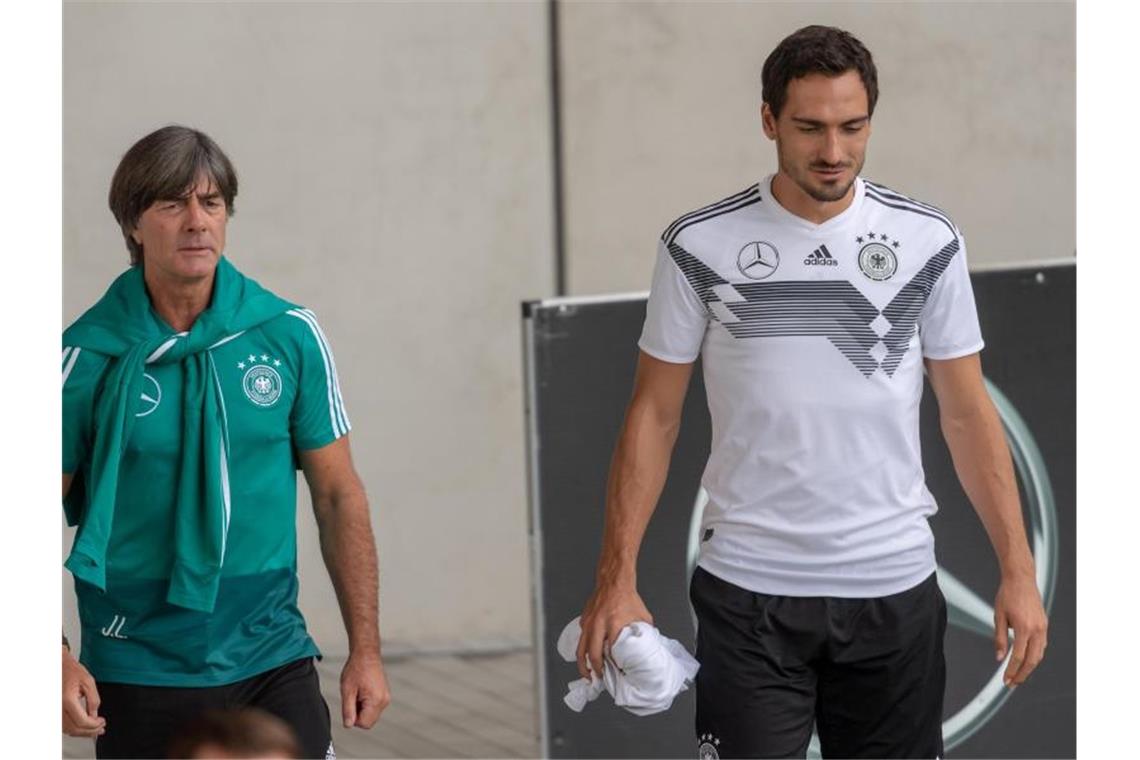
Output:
top-left (131, 174), bottom-right (227, 282)
top-left (762, 70), bottom-right (871, 203)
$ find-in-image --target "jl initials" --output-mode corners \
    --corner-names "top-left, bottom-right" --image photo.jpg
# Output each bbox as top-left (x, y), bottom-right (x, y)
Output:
top-left (101, 615), bottom-right (128, 639)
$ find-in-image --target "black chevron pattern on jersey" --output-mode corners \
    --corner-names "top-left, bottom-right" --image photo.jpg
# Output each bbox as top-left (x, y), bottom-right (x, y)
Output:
top-left (879, 238), bottom-right (960, 376)
top-left (664, 239), bottom-right (962, 378)
top-left (723, 282), bottom-right (882, 376)
top-left (667, 242), bottom-right (728, 307)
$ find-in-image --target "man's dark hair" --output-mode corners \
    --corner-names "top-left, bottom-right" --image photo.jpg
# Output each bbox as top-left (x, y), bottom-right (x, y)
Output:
top-left (166, 708), bottom-right (301, 759)
top-left (761, 25), bottom-right (878, 120)
top-left (108, 125), bottom-right (238, 266)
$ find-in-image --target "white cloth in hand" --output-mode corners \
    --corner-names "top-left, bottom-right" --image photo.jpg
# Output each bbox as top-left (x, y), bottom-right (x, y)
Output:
top-left (556, 616), bottom-right (699, 716)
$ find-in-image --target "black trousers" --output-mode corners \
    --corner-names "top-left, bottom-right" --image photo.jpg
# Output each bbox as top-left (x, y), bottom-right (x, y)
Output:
top-left (94, 657), bottom-right (332, 759)
top-left (691, 566), bottom-right (947, 759)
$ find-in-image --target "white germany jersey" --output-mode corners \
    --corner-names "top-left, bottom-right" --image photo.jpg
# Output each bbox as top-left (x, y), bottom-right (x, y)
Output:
top-left (640, 174), bottom-right (984, 597)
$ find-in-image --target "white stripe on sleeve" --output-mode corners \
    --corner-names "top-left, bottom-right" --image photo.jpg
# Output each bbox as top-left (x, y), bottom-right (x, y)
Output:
top-left (287, 309), bottom-right (347, 438)
top-left (299, 308), bottom-right (351, 433)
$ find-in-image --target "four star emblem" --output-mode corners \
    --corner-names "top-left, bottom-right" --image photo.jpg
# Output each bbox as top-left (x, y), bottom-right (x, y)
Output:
top-left (860, 231), bottom-right (901, 248)
top-left (237, 353), bottom-right (284, 371)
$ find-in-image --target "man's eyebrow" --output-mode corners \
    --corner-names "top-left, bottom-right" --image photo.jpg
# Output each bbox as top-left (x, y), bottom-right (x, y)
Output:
top-left (789, 116), bottom-right (869, 127)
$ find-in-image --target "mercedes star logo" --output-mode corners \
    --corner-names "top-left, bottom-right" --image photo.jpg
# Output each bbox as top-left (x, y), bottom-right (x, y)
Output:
top-left (737, 241), bottom-right (781, 280)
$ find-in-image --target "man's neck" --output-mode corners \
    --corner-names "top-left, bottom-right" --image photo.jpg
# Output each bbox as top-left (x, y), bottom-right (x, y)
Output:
top-left (770, 172), bottom-right (856, 224)
top-left (144, 269), bottom-right (215, 333)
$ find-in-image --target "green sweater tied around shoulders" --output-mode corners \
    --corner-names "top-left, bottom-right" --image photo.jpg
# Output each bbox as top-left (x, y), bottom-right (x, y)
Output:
top-left (63, 257), bottom-right (294, 613)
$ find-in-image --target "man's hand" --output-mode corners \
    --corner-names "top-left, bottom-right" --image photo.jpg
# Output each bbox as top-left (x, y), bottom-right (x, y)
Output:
top-left (340, 651), bottom-right (390, 729)
top-left (576, 582), bottom-right (654, 680)
top-left (62, 646), bottom-right (105, 738)
top-left (993, 573), bottom-right (1049, 687)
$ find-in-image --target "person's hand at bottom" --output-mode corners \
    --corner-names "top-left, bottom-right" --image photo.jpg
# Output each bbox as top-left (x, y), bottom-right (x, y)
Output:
top-left (340, 651), bottom-right (391, 729)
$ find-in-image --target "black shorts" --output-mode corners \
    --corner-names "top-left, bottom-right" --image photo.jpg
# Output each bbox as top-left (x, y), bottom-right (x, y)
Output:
top-left (94, 657), bottom-right (332, 759)
top-left (690, 566), bottom-right (946, 759)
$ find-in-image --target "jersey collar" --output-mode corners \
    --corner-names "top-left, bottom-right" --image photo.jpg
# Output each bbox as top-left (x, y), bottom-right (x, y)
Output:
top-left (758, 173), bottom-right (866, 234)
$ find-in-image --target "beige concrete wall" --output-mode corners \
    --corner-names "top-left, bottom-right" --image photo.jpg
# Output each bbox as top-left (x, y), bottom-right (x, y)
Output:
top-left (63, 1), bottom-right (1075, 656)
top-left (63, 1), bottom-right (553, 654)
top-left (559, 1), bottom-right (1075, 294)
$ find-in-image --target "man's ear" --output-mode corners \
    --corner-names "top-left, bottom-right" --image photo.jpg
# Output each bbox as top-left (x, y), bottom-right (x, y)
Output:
top-left (761, 103), bottom-right (778, 140)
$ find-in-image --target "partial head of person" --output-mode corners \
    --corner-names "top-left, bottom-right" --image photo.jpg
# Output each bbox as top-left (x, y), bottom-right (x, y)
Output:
top-left (760, 25), bottom-right (878, 207)
top-left (108, 125), bottom-right (238, 281)
top-left (166, 708), bottom-right (302, 760)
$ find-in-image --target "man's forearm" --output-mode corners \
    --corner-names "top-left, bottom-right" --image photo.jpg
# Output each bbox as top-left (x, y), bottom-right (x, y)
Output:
top-left (941, 398), bottom-right (1035, 577)
top-left (314, 490), bottom-right (381, 656)
top-left (596, 402), bottom-right (682, 587)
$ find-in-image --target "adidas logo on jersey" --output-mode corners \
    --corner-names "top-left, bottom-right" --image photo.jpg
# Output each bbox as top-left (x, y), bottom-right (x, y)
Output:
top-left (804, 245), bottom-right (838, 266)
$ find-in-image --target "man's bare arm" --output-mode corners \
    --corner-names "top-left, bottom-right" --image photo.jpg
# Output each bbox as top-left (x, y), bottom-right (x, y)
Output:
top-left (298, 436), bottom-right (390, 727)
top-left (576, 351), bottom-right (694, 678)
top-left (926, 353), bottom-right (1048, 686)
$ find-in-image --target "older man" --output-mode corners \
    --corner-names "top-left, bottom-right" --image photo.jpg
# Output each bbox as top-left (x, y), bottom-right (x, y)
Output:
top-left (61, 125), bottom-right (389, 759)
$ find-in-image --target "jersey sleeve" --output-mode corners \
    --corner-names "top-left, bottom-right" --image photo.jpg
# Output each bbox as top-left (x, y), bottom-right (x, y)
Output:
top-left (919, 233), bottom-right (986, 360)
top-left (62, 347), bottom-right (108, 473)
top-left (637, 239), bottom-right (710, 363)
top-left (287, 308), bottom-right (353, 450)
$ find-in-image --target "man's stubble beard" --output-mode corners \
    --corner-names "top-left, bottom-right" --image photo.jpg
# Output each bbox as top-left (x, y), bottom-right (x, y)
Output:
top-left (803, 176), bottom-right (856, 203)
top-left (777, 141), bottom-right (865, 204)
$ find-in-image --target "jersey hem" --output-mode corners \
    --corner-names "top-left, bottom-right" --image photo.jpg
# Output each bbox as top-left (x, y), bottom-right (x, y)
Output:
top-left (86, 641), bottom-right (321, 688)
top-left (637, 340), bottom-right (699, 365)
top-left (922, 338), bottom-right (985, 361)
top-left (694, 556), bottom-right (938, 599)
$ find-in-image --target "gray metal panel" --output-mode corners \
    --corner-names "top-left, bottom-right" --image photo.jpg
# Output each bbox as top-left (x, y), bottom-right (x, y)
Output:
top-left (523, 297), bottom-right (709, 758)
top-left (522, 310), bottom-right (552, 752)
top-left (522, 266), bottom-right (1074, 759)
